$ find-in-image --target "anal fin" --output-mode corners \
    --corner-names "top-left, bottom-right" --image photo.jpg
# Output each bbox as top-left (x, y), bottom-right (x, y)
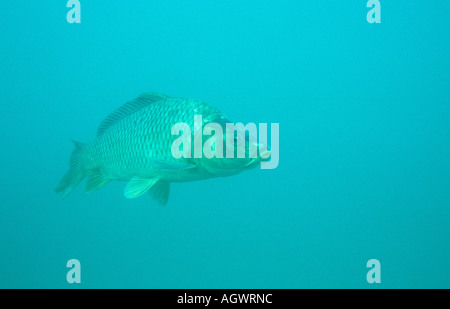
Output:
top-left (149, 181), bottom-right (170, 206)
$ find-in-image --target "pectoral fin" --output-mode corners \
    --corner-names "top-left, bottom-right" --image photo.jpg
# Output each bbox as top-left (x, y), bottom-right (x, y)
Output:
top-left (124, 177), bottom-right (159, 198)
top-left (149, 180), bottom-right (170, 206)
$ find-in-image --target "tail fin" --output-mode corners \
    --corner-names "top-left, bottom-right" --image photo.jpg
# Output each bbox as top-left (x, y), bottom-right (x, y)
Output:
top-left (55, 140), bottom-right (87, 197)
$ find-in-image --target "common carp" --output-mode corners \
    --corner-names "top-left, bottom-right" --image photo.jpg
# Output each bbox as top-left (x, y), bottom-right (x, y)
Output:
top-left (55, 92), bottom-right (270, 205)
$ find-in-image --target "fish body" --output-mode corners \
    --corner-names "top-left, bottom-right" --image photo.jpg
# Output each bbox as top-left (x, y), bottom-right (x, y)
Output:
top-left (56, 92), bottom-right (265, 205)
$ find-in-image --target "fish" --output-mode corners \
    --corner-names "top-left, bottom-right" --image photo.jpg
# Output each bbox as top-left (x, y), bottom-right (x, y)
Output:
top-left (55, 92), bottom-right (268, 205)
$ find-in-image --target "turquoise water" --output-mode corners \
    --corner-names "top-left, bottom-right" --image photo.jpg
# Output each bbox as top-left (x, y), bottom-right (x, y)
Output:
top-left (1, 1), bottom-right (449, 288)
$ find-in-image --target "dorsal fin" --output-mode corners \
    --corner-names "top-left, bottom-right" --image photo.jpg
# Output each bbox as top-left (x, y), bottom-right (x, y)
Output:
top-left (97, 92), bottom-right (169, 137)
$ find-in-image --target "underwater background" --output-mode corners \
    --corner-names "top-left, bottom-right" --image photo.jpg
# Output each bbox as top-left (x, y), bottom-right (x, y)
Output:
top-left (0, 1), bottom-right (449, 288)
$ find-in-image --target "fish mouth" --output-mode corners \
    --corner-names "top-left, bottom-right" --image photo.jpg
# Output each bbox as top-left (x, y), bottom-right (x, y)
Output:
top-left (244, 148), bottom-right (271, 168)
top-left (259, 148), bottom-right (271, 161)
